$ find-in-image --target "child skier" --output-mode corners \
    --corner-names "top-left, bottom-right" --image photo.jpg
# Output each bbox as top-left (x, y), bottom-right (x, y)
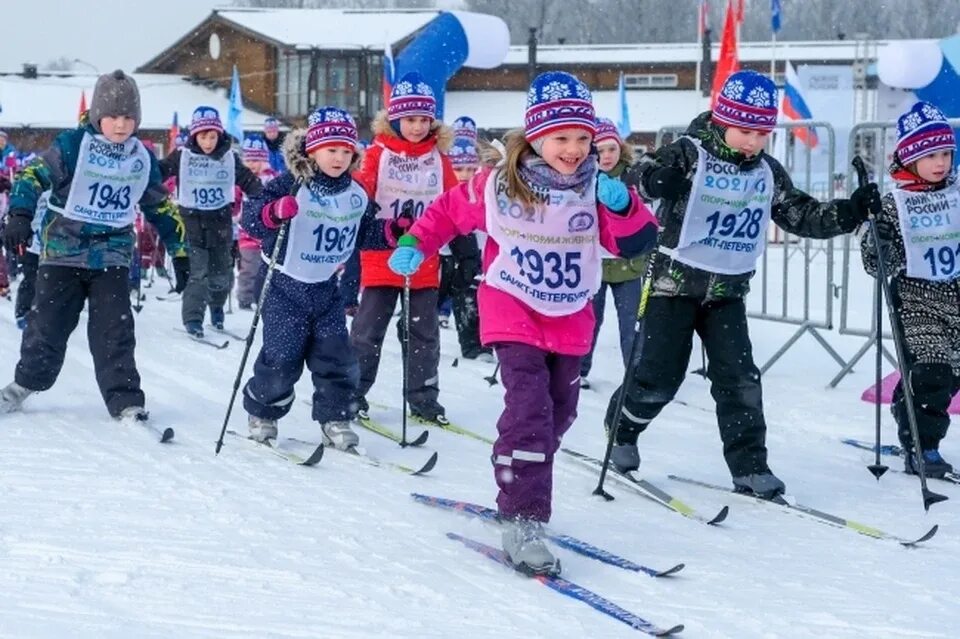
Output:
top-left (161, 106), bottom-right (263, 337)
top-left (242, 106), bottom-right (390, 449)
top-left (0, 70), bottom-right (189, 420)
top-left (351, 72), bottom-right (458, 424)
top-left (603, 70), bottom-right (877, 498)
top-left (580, 117), bottom-right (647, 389)
top-left (860, 101), bottom-right (959, 478)
top-left (388, 71), bottom-right (657, 575)
top-left (237, 135), bottom-right (278, 309)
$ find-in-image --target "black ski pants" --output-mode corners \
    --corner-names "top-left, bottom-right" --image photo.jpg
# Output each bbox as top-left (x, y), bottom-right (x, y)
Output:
top-left (15, 265), bottom-right (143, 417)
top-left (15, 251), bottom-right (40, 319)
top-left (606, 295), bottom-right (769, 478)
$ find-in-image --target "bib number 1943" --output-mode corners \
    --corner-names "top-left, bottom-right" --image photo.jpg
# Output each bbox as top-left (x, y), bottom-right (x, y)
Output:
top-left (87, 182), bottom-right (131, 210)
top-left (509, 247), bottom-right (581, 289)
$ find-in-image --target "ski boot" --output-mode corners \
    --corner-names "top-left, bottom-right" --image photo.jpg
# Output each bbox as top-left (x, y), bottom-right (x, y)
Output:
top-left (117, 406), bottom-right (149, 424)
top-left (579, 376), bottom-right (591, 390)
top-left (410, 400), bottom-right (449, 426)
top-left (0, 381), bottom-right (34, 413)
top-left (184, 321), bottom-right (204, 338)
top-left (354, 396), bottom-right (370, 421)
top-left (247, 415), bottom-right (278, 442)
top-left (732, 472), bottom-right (786, 500)
top-left (610, 443), bottom-right (641, 473)
top-left (905, 448), bottom-right (953, 479)
top-left (321, 420), bottom-right (359, 451)
top-left (210, 307), bottom-right (225, 331)
top-left (501, 517), bottom-right (560, 576)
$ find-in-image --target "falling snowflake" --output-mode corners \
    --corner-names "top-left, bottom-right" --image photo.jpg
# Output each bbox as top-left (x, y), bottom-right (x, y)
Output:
top-left (393, 80), bottom-right (414, 96)
top-left (415, 82), bottom-right (434, 97)
top-left (901, 111), bottom-right (924, 132)
top-left (540, 80), bottom-right (573, 101)
top-left (921, 103), bottom-right (944, 121)
top-left (722, 79), bottom-right (745, 100)
top-left (745, 86), bottom-right (772, 108)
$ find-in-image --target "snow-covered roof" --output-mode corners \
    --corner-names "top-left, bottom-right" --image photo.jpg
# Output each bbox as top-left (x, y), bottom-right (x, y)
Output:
top-left (502, 39), bottom-right (929, 66)
top-left (214, 8), bottom-right (441, 50)
top-left (0, 73), bottom-right (273, 131)
top-left (445, 90), bottom-right (707, 134)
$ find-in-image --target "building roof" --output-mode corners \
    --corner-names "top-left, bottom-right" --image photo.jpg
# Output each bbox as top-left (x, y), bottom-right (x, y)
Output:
top-left (0, 73), bottom-right (273, 130)
top-left (445, 90), bottom-right (709, 134)
top-left (212, 8), bottom-right (441, 51)
top-left (502, 39), bottom-right (928, 66)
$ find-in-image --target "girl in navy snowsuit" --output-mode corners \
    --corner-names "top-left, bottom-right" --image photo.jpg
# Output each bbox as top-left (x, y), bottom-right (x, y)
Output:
top-left (241, 107), bottom-right (389, 449)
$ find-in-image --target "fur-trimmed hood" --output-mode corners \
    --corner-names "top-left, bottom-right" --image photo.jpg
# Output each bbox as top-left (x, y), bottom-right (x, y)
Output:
top-left (370, 110), bottom-right (453, 153)
top-left (281, 127), bottom-right (362, 182)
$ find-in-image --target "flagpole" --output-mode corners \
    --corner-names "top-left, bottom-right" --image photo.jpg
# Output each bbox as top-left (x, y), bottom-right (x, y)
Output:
top-left (696, 2), bottom-right (702, 95)
top-left (770, 32), bottom-right (777, 80)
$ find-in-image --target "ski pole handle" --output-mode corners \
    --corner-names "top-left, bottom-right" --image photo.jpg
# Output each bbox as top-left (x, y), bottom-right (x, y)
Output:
top-left (852, 156), bottom-right (868, 190)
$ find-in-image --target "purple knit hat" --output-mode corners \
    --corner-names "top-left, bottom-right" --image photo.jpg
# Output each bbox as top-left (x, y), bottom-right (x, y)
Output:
top-left (594, 117), bottom-right (622, 145)
top-left (896, 101), bottom-right (957, 166)
top-left (189, 106), bottom-right (224, 136)
top-left (524, 71), bottom-right (596, 143)
top-left (242, 135), bottom-right (269, 162)
top-left (305, 106), bottom-right (359, 153)
top-left (449, 138), bottom-right (479, 168)
top-left (388, 72), bottom-right (436, 122)
top-left (712, 70), bottom-right (778, 133)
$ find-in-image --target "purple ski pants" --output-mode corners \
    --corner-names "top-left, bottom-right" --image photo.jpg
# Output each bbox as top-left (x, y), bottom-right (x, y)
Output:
top-left (493, 342), bottom-right (582, 522)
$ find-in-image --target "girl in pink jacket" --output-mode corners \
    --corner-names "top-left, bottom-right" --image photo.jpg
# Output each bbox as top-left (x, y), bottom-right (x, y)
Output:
top-left (389, 71), bottom-right (657, 576)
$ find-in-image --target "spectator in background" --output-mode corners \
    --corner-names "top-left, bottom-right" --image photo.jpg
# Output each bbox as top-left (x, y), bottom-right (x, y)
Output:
top-left (263, 117), bottom-right (286, 173)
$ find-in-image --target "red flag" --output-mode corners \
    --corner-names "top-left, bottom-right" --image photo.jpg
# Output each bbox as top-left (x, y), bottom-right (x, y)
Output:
top-left (736, 0), bottom-right (745, 23)
top-left (78, 90), bottom-right (87, 122)
top-left (168, 112), bottom-right (179, 153)
top-left (711, 0), bottom-right (740, 107)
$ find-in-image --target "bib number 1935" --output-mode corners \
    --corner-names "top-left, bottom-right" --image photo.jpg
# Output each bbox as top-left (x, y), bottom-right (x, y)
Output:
top-left (509, 247), bottom-right (581, 289)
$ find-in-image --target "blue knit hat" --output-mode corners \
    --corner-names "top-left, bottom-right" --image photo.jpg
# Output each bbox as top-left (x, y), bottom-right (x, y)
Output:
top-left (241, 135), bottom-right (269, 162)
top-left (306, 106), bottom-right (359, 153)
top-left (174, 128), bottom-right (189, 149)
top-left (189, 106), bottom-right (223, 136)
top-left (388, 72), bottom-right (436, 122)
top-left (524, 71), bottom-right (596, 143)
top-left (712, 70), bottom-right (778, 133)
top-left (896, 101), bottom-right (956, 166)
top-left (264, 116), bottom-right (280, 133)
top-left (452, 116), bottom-right (477, 142)
top-left (449, 138), bottom-right (479, 168)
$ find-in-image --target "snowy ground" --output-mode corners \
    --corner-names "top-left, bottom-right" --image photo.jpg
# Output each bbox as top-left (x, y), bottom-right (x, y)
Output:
top-left (0, 247), bottom-right (957, 639)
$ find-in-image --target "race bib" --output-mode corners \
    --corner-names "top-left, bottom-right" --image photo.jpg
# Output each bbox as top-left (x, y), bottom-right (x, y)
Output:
top-left (56, 132), bottom-right (151, 228)
top-left (892, 184), bottom-right (960, 281)
top-left (671, 144), bottom-right (774, 275)
top-left (178, 149), bottom-right (236, 210)
top-left (373, 146), bottom-right (443, 221)
top-left (484, 169), bottom-right (601, 316)
top-left (272, 182), bottom-right (368, 283)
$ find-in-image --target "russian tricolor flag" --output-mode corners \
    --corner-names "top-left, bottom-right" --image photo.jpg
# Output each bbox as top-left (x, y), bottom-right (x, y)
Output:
top-left (782, 63), bottom-right (818, 148)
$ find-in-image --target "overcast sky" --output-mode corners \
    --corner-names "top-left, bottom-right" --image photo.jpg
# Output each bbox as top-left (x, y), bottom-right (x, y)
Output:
top-left (2, 0), bottom-right (225, 73)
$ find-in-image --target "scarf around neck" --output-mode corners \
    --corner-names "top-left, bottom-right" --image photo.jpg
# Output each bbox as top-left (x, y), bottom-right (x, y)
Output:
top-left (518, 151), bottom-right (597, 193)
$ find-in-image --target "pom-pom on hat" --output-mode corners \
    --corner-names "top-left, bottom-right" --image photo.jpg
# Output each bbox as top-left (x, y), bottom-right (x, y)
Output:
top-left (594, 117), bottom-right (622, 145)
top-left (449, 139), bottom-right (479, 168)
top-left (896, 101), bottom-right (957, 166)
top-left (305, 106), bottom-right (359, 153)
top-left (189, 106), bottom-right (224, 136)
top-left (242, 135), bottom-right (270, 162)
top-left (388, 72), bottom-right (437, 122)
top-left (90, 70), bottom-right (142, 130)
top-left (524, 71), bottom-right (596, 143)
top-left (711, 70), bottom-right (778, 133)
top-left (452, 116), bottom-right (478, 142)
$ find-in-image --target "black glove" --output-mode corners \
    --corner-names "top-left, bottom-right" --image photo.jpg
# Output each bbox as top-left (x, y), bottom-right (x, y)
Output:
top-left (173, 256), bottom-right (190, 293)
top-left (3, 211), bottom-right (33, 253)
top-left (644, 167), bottom-right (690, 200)
top-left (388, 199), bottom-right (416, 243)
top-left (839, 182), bottom-right (881, 232)
top-left (456, 257), bottom-right (481, 291)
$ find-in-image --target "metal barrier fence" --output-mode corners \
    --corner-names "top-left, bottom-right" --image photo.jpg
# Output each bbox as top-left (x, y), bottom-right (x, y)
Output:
top-left (653, 121), bottom-right (844, 376)
top-left (829, 117), bottom-right (960, 387)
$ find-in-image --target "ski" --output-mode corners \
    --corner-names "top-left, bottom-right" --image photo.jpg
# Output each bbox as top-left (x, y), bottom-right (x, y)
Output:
top-left (173, 328), bottom-right (229, 349)
top-left (155, 294), bottom-right (180, 302)
top-left (118, 412), bottom-right (174, 443)
top-left (447, 533), bottom-right (684, 636)
top-left (370, 400), bottom-right (493, 444)
top-left (284, 437), bottom-right (436, 475)
top-left (225, 430), bottom-right (324, 466)
top-left (667, 474), bottom-right (938, 547)
top-left (208, 325), bottom-right (247, 342)
top-left (357, 415), bottom-right (429, 447)
top-left (842, 438), bottom-right (960, 485)
top-left (560, 447), bottom-right (729, 526)
top-left (412, 493), bottom-right (683, 577)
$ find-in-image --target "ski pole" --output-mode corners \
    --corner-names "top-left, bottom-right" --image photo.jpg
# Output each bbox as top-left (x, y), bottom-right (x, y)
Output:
top-left (594, 252), bottom-right (657, 500)
top-left (484, 362), bottom-right (500, 387)
top-left (400, 274), bottom-right (412, 447)
top-left (868, 244), bottom-right (888, 480)
top-left (216, 179), bottom-right (302, 455)
top-left (853, 156), bottom-right (945, 509)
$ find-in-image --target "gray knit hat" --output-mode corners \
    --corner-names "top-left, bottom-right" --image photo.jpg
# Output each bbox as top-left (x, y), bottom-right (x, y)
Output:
top-left (89, 70), bottom-right (141, 130)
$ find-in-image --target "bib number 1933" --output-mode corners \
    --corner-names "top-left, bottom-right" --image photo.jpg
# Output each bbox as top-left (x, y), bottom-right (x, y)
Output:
top-left (509, 247), bottom-right (581, 289)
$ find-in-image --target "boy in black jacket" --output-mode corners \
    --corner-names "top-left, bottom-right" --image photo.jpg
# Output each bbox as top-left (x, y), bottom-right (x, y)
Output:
top-left (161, 106), bottom-right (262, 337)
